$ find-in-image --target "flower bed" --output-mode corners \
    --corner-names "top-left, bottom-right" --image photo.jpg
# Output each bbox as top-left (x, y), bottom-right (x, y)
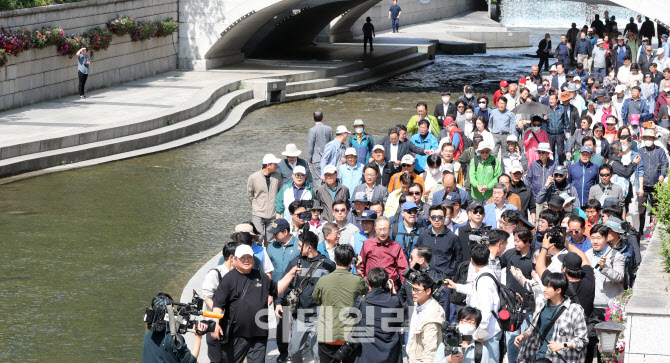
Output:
top-left (600, 288), bottom-right (633, 362)
top-left (0, 0), bottom-right (87, 12)
top-left (0, 16), bottom-right (178, 66)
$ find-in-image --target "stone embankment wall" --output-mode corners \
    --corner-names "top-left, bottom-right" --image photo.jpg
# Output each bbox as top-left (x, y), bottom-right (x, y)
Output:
top-left (0, 0), bottom-right (178, 110)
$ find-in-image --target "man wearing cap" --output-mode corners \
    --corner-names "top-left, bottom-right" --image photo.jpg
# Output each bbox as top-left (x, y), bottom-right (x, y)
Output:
top-left (469, 142), bottom-right (502, 201)
top-left (348, 119), bottom-right (374, 165)
top-left (444, 191), bottom-right (468, 225)
top-left (605, 217), bottom-right (636, 285)
top-left (489, 96), bottom-right (517, 157)
top-left (611, 35), bottom-right (631, 73)
top-left (592, 39), bottom-right (608, 80)
top-left (389, 201), bottom-right (424, 259)
top-left (454, 201), bottom-right (486, 262)
top-left (416, 205), bottom-right (462, 279)
top-left (544, 94), bottom-right (570, 164)
top-left (409, 119), bottom-right (439, 173)
top-left (247, 154), bottom-right (283, 243)
top-left (621, 86), bottom-right (651, 124)
top-left (639, 128), bottom-right (669, 234)
top-left (211, 244), bottom-right (278, 363)
top-left (458, 85), bottom-right (477, 108)
top-left (387, 154), bottom-right (425, 193)
top-left (278, 144), bottom-right (313, 186)
top-left (353, 210), bottom-right (378, 255)
top-left (408, 101), bottom-right (440, 139)
top-left (275, 165), bottom-right (314, 221)
top-left (509, 162), bottom-right (537, 222)
top-left (266, 218), bottom-right (300, 361)
top-left (537, 164), bottom-right (580, 209)
top-left (307, 111), bottom-right (332, 188)
top-left (482, 183), bottom-right (518, 229)
top-left (320, 125), bottom-right (350, 179)
top-left (493, 80), bottom-right (508, 106)
top-left (568, 146), bottom-right (600, 207)
top-left (276, 231), bottom-right (335, 363)
top-left (525, 142), bottom-right (556, 200)
top-left (368, 143), bottom-right (396, 187)
top-left (661, 34), bottom-right (670, 62)
top-left (537, 33), bottom-right (552, 71)
top-left (434, 92), bottom-right (457, 127)
top-left (654, 49), bottom-right (670, 75)
top-left (338, 147), bottom-right (364, 198)
top-left (316, 164), bottom-right (350, 222)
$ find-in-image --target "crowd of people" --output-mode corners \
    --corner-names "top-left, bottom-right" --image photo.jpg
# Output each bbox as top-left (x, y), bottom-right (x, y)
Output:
top-left (142, 10), bottom-right (670, 363)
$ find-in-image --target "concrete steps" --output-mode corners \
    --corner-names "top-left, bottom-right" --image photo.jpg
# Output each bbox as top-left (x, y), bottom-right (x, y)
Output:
top-left (0, 89), bottom-right (255, 177)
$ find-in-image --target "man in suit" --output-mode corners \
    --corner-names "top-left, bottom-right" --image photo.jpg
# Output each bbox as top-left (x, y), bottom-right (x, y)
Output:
top-left (307, 110), bottom-right (332, 188)
top-left (550, 64), bottom-right (567, 90)
top-left (379, 127), bottom-right (427, 169)
top-left (434, 91), bottom-right (457, 129)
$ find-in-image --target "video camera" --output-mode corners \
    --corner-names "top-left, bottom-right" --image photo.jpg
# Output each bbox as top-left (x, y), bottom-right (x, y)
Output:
top-left (535, 226), bottom-right (566, 249)
top-left (469, 225), bottom-right (492, 243)
top-left (442, 323), bottom-right (463, 355)
top-left (144, 290), bottom-right (221, 346)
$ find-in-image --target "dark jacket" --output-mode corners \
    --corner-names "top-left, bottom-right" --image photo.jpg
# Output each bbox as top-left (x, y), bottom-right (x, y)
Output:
top-left (277, 158), bottom-right (313, 186)
top-left (277, 253), bottom-right (336, 319)
top-left (568, 160), bottom-right (600, 207)
top-left (526, 158), bottom-right (557, 196)
top-left (455, 222), bottom-right (477, 263)
top-left (449, 261), bottom-right (471, 306)
top-left (355, 288), bottom-right (403, 363)
top-left (640, 145), bottom-right (669, 186)
top-left (595, 136), bottom-right (611, 159)
top-left (398, 266), bottom-right (450, 323)
top-left (611, 44), bottom-right (632, 69)
top-left (564, 103), bottom-right (581, 135)
top-left (378, 136), bottom-right (424, 165)
top-left (575, 38), bottom-right (593, 56)
top-left (537, 181), bottom-right (581, 208)
top-left (546, 104), bottom-right (569, 135)
top-left (315, 183), bottom-right (351, 222)
top-left (416, 227), bottom-right (462, 278)
top-left (434, 102), bottom-right (457, 127)
top-left (638, 53), bottom-right (654, 75)
top-left (510, 179), bottom-right (536, 217)
top-left (537, 38), bottom-right (552, 56)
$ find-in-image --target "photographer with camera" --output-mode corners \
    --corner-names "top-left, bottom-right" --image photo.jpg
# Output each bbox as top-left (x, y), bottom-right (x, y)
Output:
top-left (210, 245), bottom-right (277, 363)
top-left (275, 231), bottom-right (335, 363)
top-left (312, 244), bottom-right (368, 363)
top-left (142, 292), bottom-right (209, 363)
top-left (434, 306), bottom-right (490, 363)
top-left (407, 271), bottom-right (446, 363)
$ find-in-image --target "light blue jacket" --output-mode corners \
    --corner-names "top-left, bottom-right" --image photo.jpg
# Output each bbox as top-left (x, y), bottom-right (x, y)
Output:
top-left (320, 139), bottom-right (346, 178)
top-left (409, 133), bottom-right (438, 173)
top-left (266, 236), bottom-right (300, 282)
top-left (339, 162), bottom-right (364, 197)
top-left (482, 202), bottom-right (518, 228)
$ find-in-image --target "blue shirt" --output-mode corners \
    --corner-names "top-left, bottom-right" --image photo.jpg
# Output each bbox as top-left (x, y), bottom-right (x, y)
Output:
top-left (266, 236), bottom-right (300, 282)
top-left (409, 133), bottom-right (438, 173)
top-left (568, 236), bottom-right (592, 253)
top-left (77, 54), bottom-right (90, 74)
top-left (339, 163), bottom-right (364, 197)
top-left (475, 107), bottom-right (492, 123)
top-left (489, 108), bottom-right (517, 135)
top-left (389, 5), bottom-right (401, 19)
top-left (568, 160), bottom-right (600, 207)
top-left (321, 139), bottom-right (346, 178)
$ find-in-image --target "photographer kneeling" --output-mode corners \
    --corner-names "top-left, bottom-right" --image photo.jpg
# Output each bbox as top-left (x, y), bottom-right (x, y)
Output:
top-left (142, 292), bottom-right (208, 363)
top-left (434, 306), bottom-right (489, 363)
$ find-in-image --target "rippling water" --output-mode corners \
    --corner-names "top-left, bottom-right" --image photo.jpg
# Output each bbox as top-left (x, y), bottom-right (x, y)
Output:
top-left (0, 32), bottom-right (554, 361)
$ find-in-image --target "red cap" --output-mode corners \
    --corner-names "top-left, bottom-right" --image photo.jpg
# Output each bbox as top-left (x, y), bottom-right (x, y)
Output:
top-left (500, 80), bottom-right (508, 87)
top-left (519, 77), bottom-right (527, 85)
top-left (444, 116), bottom-right (456, 127)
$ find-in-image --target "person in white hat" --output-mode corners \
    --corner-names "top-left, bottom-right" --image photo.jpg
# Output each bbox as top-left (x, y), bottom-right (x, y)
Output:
top-left (388, 154), bottom-right (425, 193)
top-left (638, 127), bottom-right (669, 234)
top-left (653, 47), bottom-right (670, 71)
top-left (307, 110), bottom-right (332, 188)
top-left (275, 165), bottom-right (315, 221)
top-left (525, 142), bottom-right (557, 204)
top-left (339, 147), bottom-right (365, 198)
top-left (247, 154), bottom-right (283, 242)
top-left (470, 142), bottom-right (501, 201)
top-left (502, 134), bottom-right (527, 176)
top-left (320, 125), bottom-right (350, 180)
top-left (277, 143), bottom-right (313, 186)
top-left (315, 163), bottom-right (351, 221)
top-left (349, 119), bottom-right (374, 165)
top-left (592, 38), bottom-right (608, 80)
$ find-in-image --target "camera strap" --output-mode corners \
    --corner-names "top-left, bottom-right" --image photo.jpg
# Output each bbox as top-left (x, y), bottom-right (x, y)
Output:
top-left (474, 340), bottom-right (484, 363)
top-left (229, 277), bottom-right (252, 325)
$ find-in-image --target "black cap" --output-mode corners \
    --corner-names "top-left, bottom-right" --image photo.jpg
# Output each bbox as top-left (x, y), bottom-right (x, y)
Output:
top-left (465, 85), bottom-right (474, 92)
top-left (467, 200), bottom-right (485, 211)
top-left (563, 252), bottom-right (582, 270)
top-left (548, 195), bottom-right (565, 208)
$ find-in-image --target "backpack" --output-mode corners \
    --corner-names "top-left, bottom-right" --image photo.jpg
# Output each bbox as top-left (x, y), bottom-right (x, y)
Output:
top-left (475, 272), bottom-right (525, 332)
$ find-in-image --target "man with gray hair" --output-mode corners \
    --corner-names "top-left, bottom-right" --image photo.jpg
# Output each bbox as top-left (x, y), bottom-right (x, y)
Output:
top-left (482, 183), bottom-right (518, 229)
top-left (307, 110), bottom-right (332, 187)
top-left (359, 216), bottom-right (408, 290)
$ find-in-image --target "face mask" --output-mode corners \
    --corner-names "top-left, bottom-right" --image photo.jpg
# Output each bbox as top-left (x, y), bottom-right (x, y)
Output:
top-left (355, 127), bottom-right (363, 134)
top-left (458, 323), bottom-right (477, 336)
top-left (621, 144), bottom-right (630, 152)
top-left (429, 168), bottom-right (439, 175)
top-left (664, 88), bottom-right (670, 93)
top-left (465, 113), bottom-right (474, 120)
top-left (603, 103), bottom-right (611, 108)
top-left (532, 126), bottom-right (541, 133)
top-left (479, 102), bottom-right (487, 109)
top-left (610, 72), bottom-right (615, 77)
top-left (465, 93), bottom-right (473, 98)
top-left (645, 140), bottom-right (654, 147)
top-left (442, 97), bottom-right (450, 104)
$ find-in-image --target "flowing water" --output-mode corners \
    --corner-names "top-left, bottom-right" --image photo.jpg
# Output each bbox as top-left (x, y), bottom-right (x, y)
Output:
top-left (1, 32), bottom-right (555, 361)
top-left (500, 0), bottom-right (639, 29)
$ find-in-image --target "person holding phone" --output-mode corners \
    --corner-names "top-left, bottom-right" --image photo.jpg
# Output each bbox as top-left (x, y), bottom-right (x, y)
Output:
top-left (75, 47), bottom-right (91, 99)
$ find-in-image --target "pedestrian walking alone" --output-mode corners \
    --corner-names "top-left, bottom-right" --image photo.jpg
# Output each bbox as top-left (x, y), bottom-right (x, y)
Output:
top-left (76, 47), bottom-right (90, 99)
top-left (363, 17), bottom-right (375, 53)
top-left (389, 0), bottom-right (401, 33)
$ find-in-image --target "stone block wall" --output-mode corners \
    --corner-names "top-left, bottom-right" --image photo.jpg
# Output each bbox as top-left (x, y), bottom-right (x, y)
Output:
top-left (0, 0), bottom-right (178, 110)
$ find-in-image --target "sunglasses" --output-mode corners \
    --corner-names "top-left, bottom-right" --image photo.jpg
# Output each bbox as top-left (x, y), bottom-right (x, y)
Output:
top-left (294, 174), bottom-right (305, 177)
top-left (430, 215), bottom-right (445, 221)
top-left (401, 164), bottom-right (413, 167)
top-left (405, 209), bottom-right (419, 214)
top-left (471, 209), bottom-right (484, 215)
top-left (599, 173), bottom-right (611, 177)
top-left (409, 191), bottom-right (422, 195)
top-left (333, 208), bottom-right (347, 212)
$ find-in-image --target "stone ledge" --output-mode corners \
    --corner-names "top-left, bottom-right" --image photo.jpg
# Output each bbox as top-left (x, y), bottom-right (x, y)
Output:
top-left (627, 225), bottom-right (670, 316)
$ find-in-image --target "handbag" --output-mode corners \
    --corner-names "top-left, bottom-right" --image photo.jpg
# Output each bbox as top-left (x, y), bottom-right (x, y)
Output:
top-left (220, 277), bottom-right (251, 344)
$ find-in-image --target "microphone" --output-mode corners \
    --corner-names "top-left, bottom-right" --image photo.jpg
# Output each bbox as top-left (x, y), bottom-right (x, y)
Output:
top-left (200, 310), bottom-right (224, 319)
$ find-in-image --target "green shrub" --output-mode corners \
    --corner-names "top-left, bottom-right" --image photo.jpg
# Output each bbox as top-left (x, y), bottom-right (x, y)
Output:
top-left (650, 181), bottom-right (670, 272)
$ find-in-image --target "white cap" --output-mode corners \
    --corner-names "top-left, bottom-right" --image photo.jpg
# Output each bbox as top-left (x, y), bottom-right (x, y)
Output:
top-left (235, 244), bottom-right (254, 258)
top-left (476, 142), bottom-right (493, 152)
top-left (345, 147), bottom-right (357, 156)
top-left (536, 142), bottom-right (552, 153)
top-left (372, 145), bottom-right (385, 153)
top-left (574, 76), bottom-right (581, 82)
top-left (401, 154), bottom-right (415, 164)
top-left (510, 162), bottom-right (524, 174)
top-left (440, 163), bottom-right (454, 173)
top-left (336, 125), bottom-right (350, 135)
top-left (234, 223), bottom-right (257, 235)
top-left (550, 65), bottom-right (557, 71)
top-left (506, 135), bottom-right (518, 143)
top-left (615, 84), bottom-right (626, 93)
top-left (323, 164), bottom-right (338, 174)
top-left (263, 153), bottom-right (281, 164)
top-left (353, 119), bottom-right (365, 126)
top-left (293, 165), bottom-right (306, 175)
top-left (659, 48), bottom-right (665, 55)
top-left (281, 144), bottom-right (302, 157)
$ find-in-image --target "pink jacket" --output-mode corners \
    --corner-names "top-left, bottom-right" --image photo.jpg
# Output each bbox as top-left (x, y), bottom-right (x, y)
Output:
top-left (523, 129), bottom-right (550, 165)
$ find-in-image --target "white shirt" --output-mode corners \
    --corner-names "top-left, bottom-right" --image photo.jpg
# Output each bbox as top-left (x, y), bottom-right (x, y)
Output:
top-left (390, 142), bottom-right (399, 162)
top-left (201, 264), bottom-right (230, 301)
top-left (453, 209), bottom-right (468, 225)
top-left (409, 297), bottom-right (429, 336)
top-left (494, 204), bottom-right (506, 225)
top-left (456, 266), bottom-right (501, 340)
top-left (463, 120), bottom-right (474, 138)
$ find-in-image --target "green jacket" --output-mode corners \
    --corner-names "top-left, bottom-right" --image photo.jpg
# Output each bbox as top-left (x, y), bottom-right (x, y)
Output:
top-left (469, 154), bottom-right (502, 201)
top-left (312, 268), bottom-right (368, 342)
top-left (407, 115), bottom-right (440, 139)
